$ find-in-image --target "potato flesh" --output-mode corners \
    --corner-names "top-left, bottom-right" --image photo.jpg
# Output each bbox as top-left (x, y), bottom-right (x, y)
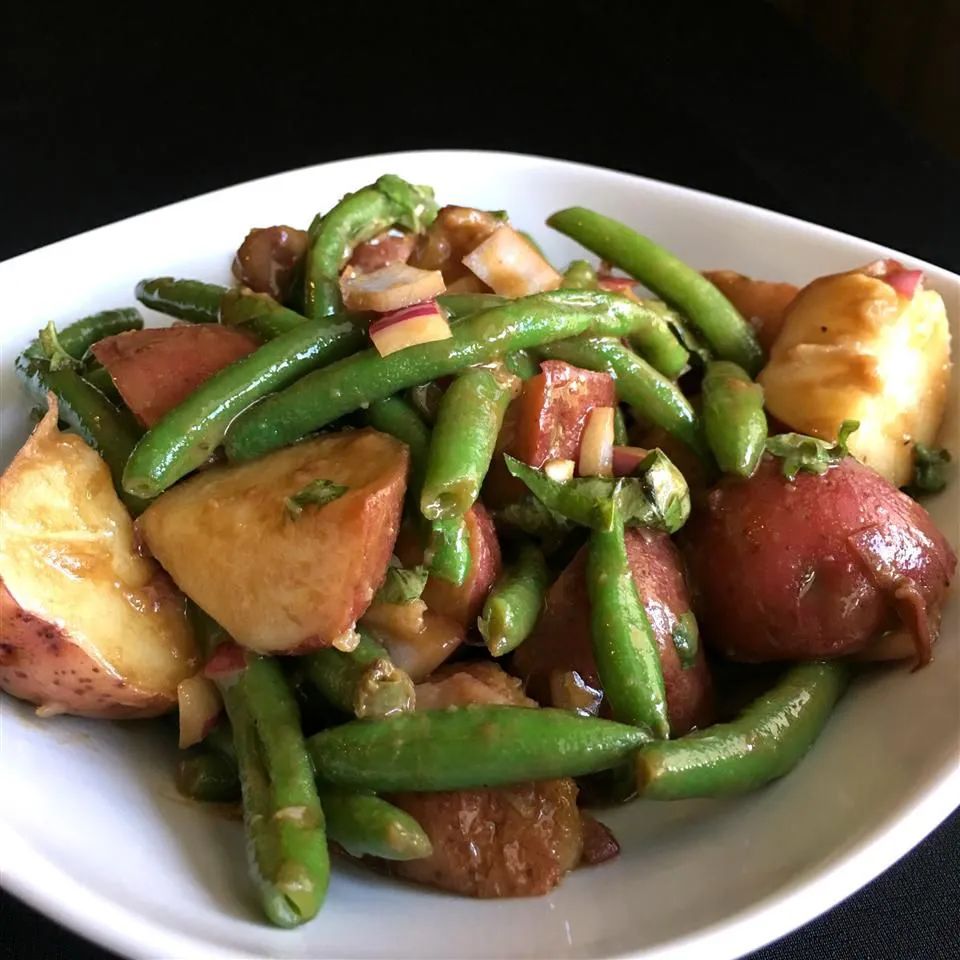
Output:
top-left (139, 429), bottom-right (408, 653)
top-left (0, 403), bottom-right (196, 708)
top-left (759, 271), bottom-right (952, 487)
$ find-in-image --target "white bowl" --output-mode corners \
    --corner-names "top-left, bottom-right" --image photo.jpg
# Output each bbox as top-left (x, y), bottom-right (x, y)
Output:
top-left (1, 150), bottom-right (957, 960)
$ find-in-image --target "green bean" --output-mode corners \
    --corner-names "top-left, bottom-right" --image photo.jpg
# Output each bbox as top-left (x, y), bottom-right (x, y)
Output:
top-left (562, 259), bottom-right (598, 289)
top-left (122, 317), bottom-right (365, 498)
top-left (219, 288), bottom-right (319, 341)
top-left (613, 406), bottom-right (628, 446)
top-left (193, 612), bottom-right (329, 927)
top-left (636, 662), bottom-right (850, 799)
top-left (304, 175), bottom-right (438, 318)
top-left (438, 292), bottom-right (507, 319)
top-left (366, 396), bottom-right (430, 513)
top-left (504, 349), bottom-right (539, 380)
top-left (406, 382), bottom-right (444, 424)
top-left (588, 518), bottom-right (669, 737)
top-left (176, 750), bottom-right (241, 803)
top-left (702, 360), bottom-right (767, 477)
top-left (16, 353), bottom-right (147, 514)
top-left (538, 336), bottom-right (707, 458)
top-left (421, 368), bottom-right (514, 519)
top-left (318, 789), bottom-right (432, 861)
top-left (81, 363), bottom-right (121, 401)
top-left (426, 514), bottom-right (471, 586)
top-left (303, 631), bottom-right (415, 719)
top-left (135, 277), bottom-right (225, 323)
top-left (625, 308), bottom-right (690, 380)
top-left (478, 542), bottom-right (549, 657)
top-left (548, 208), bottom-right (762, 372)
top-left (20, 307), bottom-right (144, 361)
top-left (307, 706), bottom-right (651, 792)
top-left (225, 290), bottom-right (664, 463)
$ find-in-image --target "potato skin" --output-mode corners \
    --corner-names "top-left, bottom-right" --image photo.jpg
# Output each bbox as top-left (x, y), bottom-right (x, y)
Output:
top-left (139, 429), bottom-right (408, 653)
top-left (0, 401), bottom-right (195, 717)
top-left (514, 529), bottom-right (715, 736)
top-left (91, 325), bottom-right (258, 427)
top-left (682, 457), bottom-right (957, 663)
top-left (0, 582), bottom-right (176, 719)
top-left (388, 778), bottom-right (583, 898)
top-left (387, 662), bottom-right (583, 898)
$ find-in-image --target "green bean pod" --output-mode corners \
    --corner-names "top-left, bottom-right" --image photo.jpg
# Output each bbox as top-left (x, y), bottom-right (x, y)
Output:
top-left (702, 360), bottom-right (767, 477)
top-left (562, 259), bottom-right (598, 289)
top-left (21, 307), bottom-right (143, 360)
top-left (613, 406), bottom-right (629, 446)
top-left (304, 175), bottom-right (438, 318)
top-left (538, 336), bottom-right (707, 458)
top-left (16, 355), bottom-right (147, 514)
top-left (219, 288), bottom-right (316, 341)
top-left (421, 367), bottom-right (514, 519)
top-left (366, 396), bottom-right (431, 513)
top-left (307, 705), bottom-right (650, 792)
top-left (426, 514), bottom-right (471, 586)
top-left (588, 519), bottom-right (669, 737)
top-left (122, 317), bottom-right (365, 498)
top-left (548, 207), bottom-right (762, 373)
top-left (478, 541), bottom-right (549, 657)
top-left (135, 277), bottom-right (225, 323)
top-left (302, 631), bottom-right (415, 718)
top-left (625, 307), bottom-right (690, 380)
top-left (319, 788), bottom-right (432, 861)
top-left (636, 662), bottom-right (850, 799)
top-left (175, 750), bottom-right (242, 803)
top-left (225, 290), bottom-right (663, 463)
top-left (81, 363), bottom-right (122, 401)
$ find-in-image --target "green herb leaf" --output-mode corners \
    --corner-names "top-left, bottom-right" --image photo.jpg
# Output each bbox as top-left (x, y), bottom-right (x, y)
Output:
top-left (492, 495), bottom-right (574, 554)
top-left (375, 561), bottom-right (429, 605)
top-left (909, 443), bottom-right (951, 495)
top-left (503, 450), bottom-right (690, 534)
top-left (671, 611), bottom-right (700, 670)
top-left (284, 478), bottom-right (348, 518)
top-left (375, 175), bottom-right (439, 233)
top-left (38, 322), bottom-right (80, 372)
top-left (765, 420), bottom-right (859, 480)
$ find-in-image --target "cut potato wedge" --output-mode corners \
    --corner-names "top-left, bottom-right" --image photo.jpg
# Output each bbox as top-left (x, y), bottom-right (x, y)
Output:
top-left (0, 400), bottom-right (196, 718)
top-left (759, 268), bottom-right (952, 487)
top-left (139, 429), bottom-right (408, 653)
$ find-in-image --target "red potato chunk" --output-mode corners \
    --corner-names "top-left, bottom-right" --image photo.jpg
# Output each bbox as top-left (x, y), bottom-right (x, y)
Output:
top-left (91, 325), bottom-right (259, 427)
top-left (138, 429), bottom-right (408, 654)
top-left (486, 360), bottom-right (617, 506)
top-left (0, 401), bottom-right (196, 718)
top-left (682, 457), bottom-right (956, 665)
top-left (513, 528), bottom-right (715, 736)
top-left (232, 225), bottom-right (309, 301)
top-left (386, 662), bottom-right (585, 898)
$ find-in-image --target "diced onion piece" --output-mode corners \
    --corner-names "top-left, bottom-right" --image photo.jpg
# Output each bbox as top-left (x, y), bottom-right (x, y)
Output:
top-left (884, 269), bottom-right (924, 299)
top-left (462, 226), bottom-right (562, 298)
top-left (578, 407), bottom-right (615, 477)
top-left (331, 626), bottom-right (361, 652)
top-left (543, 458), bottom-right (575, 481)
top-left (341, 262), bottom-right (446, 313)
top-left (203, 641), bottom-right (247, 681)
top-left (861, 257), bottom-right (904, 278)
top-left (177, 674), bottom-right (222, 749)
top-left (369, 300), bottom-right (452, 357)
top-left (598, 276), bottom-right (642, 302)
top-left (612, 445), bottom-right (650, 476)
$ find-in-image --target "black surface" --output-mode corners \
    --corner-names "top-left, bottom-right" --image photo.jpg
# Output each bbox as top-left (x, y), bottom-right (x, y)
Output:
top-left (2, 2), bottom-right (958, 958)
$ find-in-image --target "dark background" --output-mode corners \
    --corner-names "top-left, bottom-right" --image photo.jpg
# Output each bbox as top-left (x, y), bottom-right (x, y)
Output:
top-left (2, 1), bottom-right (958, 958)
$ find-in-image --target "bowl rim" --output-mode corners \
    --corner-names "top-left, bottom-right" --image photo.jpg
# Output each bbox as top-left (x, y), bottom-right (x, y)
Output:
top-left (1, 148), bottom-right (958, 960)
